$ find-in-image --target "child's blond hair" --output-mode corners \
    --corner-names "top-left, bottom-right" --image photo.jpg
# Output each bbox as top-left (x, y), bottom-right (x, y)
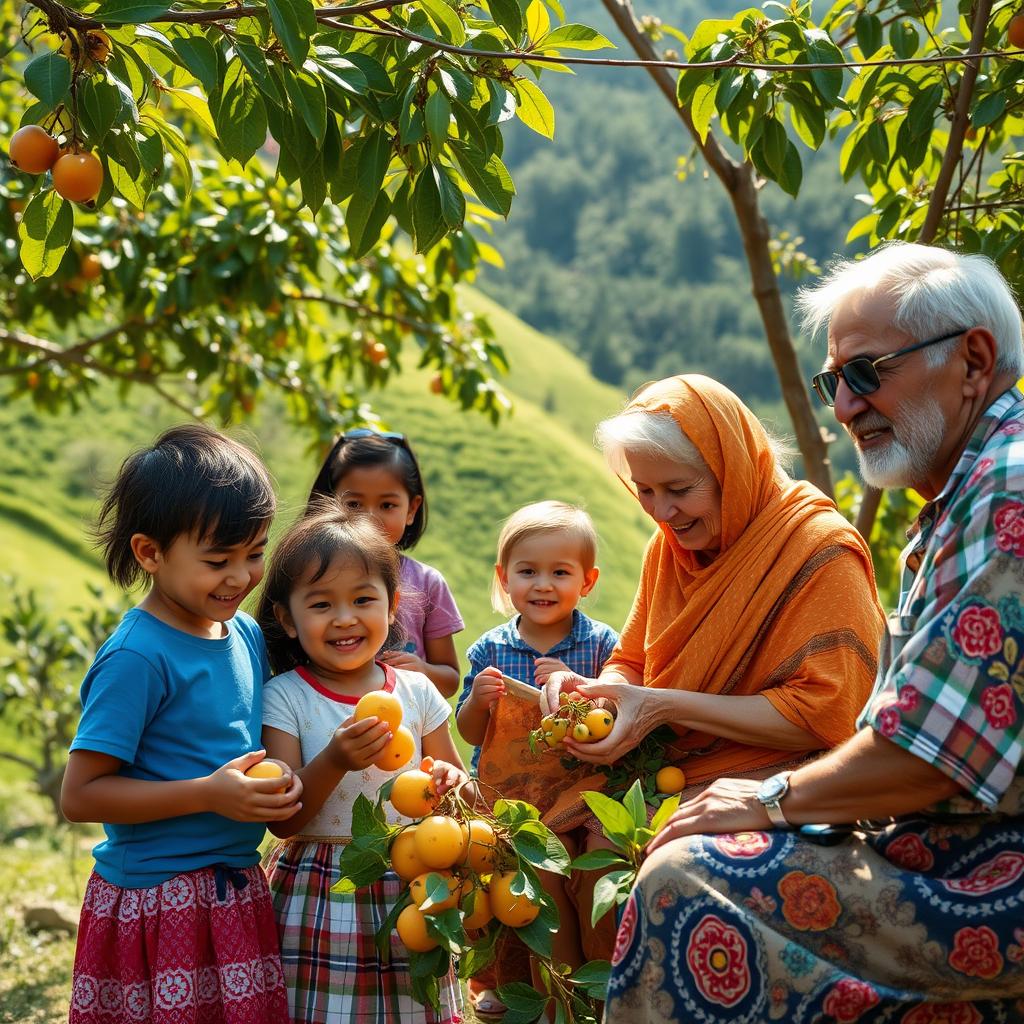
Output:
top-left (490, 501), bottom-right (598, 616)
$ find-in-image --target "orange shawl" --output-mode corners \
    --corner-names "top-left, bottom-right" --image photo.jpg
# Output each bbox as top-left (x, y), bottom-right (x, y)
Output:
top-left (607, 375), bottom-right (885, 780)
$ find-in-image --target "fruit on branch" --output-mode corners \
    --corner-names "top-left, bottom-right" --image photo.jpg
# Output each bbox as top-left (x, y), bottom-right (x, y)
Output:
top-left (488, 871), bottom-right (540, 927)
top-left (9, 125), bottom-right (59, 174)
top-left (655, 766), bottom-right (686, 795)
top-left (390, 828), bottom-right (429, 881)
top-left (1008, 12), bottom-right (1024, 48)
top-left (390, 768), bottom-right (439, 818)
top-left (366, 339), bottom-right (389, 364)
top-left (413, 814), bottom-right (466, 869)
top-left (395, 904), bottom-right (439, 952)
top-left (79, 253), bottom-right (102, 280)
top-left (52, 151), bottom-right (104, 203)
top-left (61, 29), bottom-right (112, 66)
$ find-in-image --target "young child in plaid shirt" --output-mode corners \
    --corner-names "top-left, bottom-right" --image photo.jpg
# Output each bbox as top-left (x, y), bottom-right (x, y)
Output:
top-left (455, 501), bottom-right (619, 1016)
top-left (256, 504), bottom-right (468, 1024)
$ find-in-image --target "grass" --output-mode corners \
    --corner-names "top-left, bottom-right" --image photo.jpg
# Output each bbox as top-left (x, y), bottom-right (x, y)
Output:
top-left (0, 289), bottom-right (650, 1020)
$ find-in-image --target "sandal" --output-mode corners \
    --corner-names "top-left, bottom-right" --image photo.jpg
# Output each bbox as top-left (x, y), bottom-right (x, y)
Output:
top-left (470, 988), bottom-right (507, 1018)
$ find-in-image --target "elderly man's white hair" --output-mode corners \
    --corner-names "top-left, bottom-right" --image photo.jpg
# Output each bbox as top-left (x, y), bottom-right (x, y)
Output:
top-left (796, 241), bottom-right (1024, 376)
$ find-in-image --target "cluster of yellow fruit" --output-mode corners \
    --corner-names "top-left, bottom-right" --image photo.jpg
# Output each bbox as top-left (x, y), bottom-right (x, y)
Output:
top-left (387, 760), bottom-right (539, 953)
top-left (353, 689), bottom-right (416, 771)
top-left (533, 691), bottom-right (615, 748)
top-left (8, 125), bottom-right (103, 203)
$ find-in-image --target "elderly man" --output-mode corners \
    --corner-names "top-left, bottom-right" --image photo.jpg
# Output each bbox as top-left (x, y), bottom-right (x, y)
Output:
top-left (604, 242), bottom-right (1024, 1023)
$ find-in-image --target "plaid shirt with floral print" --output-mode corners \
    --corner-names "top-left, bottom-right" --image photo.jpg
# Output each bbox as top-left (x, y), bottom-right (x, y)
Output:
top-left (859, 386), bottom-right (1024, 813)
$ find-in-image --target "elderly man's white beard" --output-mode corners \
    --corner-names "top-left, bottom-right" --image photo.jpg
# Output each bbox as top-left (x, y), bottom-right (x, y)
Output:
top-left (850, 394), bottom-right (947, 490)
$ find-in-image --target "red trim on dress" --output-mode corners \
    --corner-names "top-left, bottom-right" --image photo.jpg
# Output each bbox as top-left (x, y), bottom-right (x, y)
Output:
top-left (294, 662), bottom-right (396, 704)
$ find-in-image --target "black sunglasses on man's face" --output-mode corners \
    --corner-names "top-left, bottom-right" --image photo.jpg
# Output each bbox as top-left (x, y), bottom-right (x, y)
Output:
top-left (811, 328), bottom-right (967, 407)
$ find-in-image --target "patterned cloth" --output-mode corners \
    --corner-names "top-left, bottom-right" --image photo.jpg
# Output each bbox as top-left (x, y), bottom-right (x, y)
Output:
top-left (70, 865), bottom-right (288, 1024)
top-left (606, 819), bottom-right (1024, 1023)
top-left (265, 839), bottom-right (461, 1024)
top-left (605, 388), bottom-right (1024, 1020)
top-left (455, 609), bottom-right (619, 772)
top-left (859, 387), bottom-right (1024, 813)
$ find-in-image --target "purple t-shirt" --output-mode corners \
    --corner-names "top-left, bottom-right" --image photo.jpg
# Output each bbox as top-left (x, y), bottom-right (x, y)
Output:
top-left (395, 556), bottom-right (464, 658)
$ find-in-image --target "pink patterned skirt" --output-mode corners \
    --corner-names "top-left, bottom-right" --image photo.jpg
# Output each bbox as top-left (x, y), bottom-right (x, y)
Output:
top-left (70, 864), bottom-right (290, 1024)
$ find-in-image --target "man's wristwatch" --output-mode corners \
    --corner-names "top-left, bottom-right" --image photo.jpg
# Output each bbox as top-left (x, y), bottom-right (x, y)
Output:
top-left (756, 770), bottom-right (794, 828)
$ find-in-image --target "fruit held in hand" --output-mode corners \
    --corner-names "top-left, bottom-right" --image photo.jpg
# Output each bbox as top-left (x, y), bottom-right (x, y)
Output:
top-left (390, 768), bottom-right (438, 818)
top-left (354, 689), bottom-right (403, 730)
top-left (9, 125), bottom-right (59, 174)
top-left (245, 759), bottom-right (286, 792)
top-left (584, 708), bottom-right (614, 740)
top-left (373, 724), bottom-right (415, 772)
top-left (52, 151), bottom-right (103, 203)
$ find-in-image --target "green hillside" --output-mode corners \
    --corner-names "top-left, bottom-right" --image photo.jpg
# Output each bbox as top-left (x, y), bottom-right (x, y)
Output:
top-left (0, 289), bottom-right (652, 682)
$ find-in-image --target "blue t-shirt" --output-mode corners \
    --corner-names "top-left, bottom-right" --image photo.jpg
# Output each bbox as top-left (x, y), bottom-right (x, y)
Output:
top-left (456, 610), bottom-right (619, 772)
top-left (70, 608), bottom-right (270, 889)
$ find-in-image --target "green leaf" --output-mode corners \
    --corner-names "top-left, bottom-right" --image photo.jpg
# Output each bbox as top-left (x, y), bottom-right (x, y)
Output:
top-left (283, 66), bottom-right (327, 142)
top-left (622, 779), bottom-right (647, 829)
top-left (451, 145), bottom-right (514, 216)
top-left (762, 117), bottom-right (788, 177)
top-left (514, 79), bottom-right (555, 138)
top-left (569, 959), bottom-right (612, 999)
top-left (803, 29), bottom-right (844, 106)
top-left (78, 77), bottom-right (124, 143)
top-left (855, 12), bottom-right (882, 58)
top-left (413, 166), bottom-right (444, 251)
top-left (436, 165), bottom-right (466, 229)
top-left (492, 798), bottom-right (540, 825)
top-left (776, 138), bottom-right (803, 197)
top-left (569, 848), bottom-right (629, 871)
top-left (213, 62), bottom-right (268, 165)
top-left (511, 825), bottom-right (571, 875)
top-left (333, 842), bottom-right (389, 892)
top-left (141, 112), bottom-right (192, 196)
top-left (973, 91), bottom-right (1006, 128)
top-left (266, 0), bottom-right (316, 66)
top-left (907, 83), bottom-right (942, 139)
top-left (108, 150), bottom-right (150, 209)
top-left (171, 34), bottom-right (219, 92)
top-left (591, 869), bottom-right (633, 927)
top-left (421, 0), bottom-right (467, 44)
top-left (165, 85), bottom-right (216, 133)
top-left (538, 24), bottom-right (614, 51)
top-left (581, 791), bottom-right (637, 847)
top-left (425, 89), bottom-right (451, 153)
top-left (889, 19), bottom-right (919, 60)
top-left (18, 190), bottom-right (73, 280)
top-left (690, 80), bottom-right (719, 143)
top-left (514, 900), bottom-right (558, 959)
top-left (348, 190), bottom-right (391, 259)
top-left (351, 793), bottom-right (391, 840)
top-left (489, 0), bottom-right (523, 42)
top-left (233, 38), bottom-right (285, 108)
top-left (93, 0), bottom-right (172, 23)
top-left (24, 53), bottom-right (71, 109)
top-left (649, 794), bottom-right (680, 834)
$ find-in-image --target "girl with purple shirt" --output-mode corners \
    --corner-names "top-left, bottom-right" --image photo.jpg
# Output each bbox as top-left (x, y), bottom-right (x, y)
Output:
top-left (307, 429), bottom-right (464, 697)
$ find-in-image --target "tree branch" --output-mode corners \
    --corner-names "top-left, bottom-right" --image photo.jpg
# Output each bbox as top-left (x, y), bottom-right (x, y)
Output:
top-left (293, 292), bottom-right (443, 335)
top-left (22, 0), bottom-right (1023, 73)
top-left (0, 749), bottom-right (41, 772)
top-left (919, 0), bottom-right (993, 242)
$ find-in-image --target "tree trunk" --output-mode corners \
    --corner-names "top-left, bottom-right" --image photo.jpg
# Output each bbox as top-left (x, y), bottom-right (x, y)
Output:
top-left (601, 0), bottom-right (833, 498)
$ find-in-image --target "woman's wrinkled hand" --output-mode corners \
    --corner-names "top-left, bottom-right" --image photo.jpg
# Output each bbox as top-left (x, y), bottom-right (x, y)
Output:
top-left (539, 669), bottom-right (593, 715)
top-left (554, 679), bottom-right (655, 764)
top-left (644, 778), bottom-right (772, 855)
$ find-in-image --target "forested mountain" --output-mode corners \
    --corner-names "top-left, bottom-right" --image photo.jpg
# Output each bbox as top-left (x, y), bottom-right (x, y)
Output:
top-left (479, 1), bottom-right (865, 428)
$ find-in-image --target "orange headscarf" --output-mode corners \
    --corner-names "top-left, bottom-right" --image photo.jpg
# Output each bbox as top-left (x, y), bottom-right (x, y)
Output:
top-left (603, 374), bottom-right (885, 781)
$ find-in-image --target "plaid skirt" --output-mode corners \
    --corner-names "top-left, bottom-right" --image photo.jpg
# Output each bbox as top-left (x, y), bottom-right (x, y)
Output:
top-left (265, 839), bottom-right (462, 1024)
top-left (70, 865), bottom-right (289, 1024)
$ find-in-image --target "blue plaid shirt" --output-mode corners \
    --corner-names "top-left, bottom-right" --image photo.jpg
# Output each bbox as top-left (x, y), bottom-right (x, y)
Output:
top-left (456, 609), bottom-right (619, 772)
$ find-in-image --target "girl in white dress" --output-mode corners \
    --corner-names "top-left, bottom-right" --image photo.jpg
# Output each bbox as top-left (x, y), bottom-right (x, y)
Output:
top-left (256, 504), bottom-right (467, 1024)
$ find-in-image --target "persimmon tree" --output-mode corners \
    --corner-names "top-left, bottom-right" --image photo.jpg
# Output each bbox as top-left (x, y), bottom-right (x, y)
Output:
top-left (1, 0), bottom-right (611, 436)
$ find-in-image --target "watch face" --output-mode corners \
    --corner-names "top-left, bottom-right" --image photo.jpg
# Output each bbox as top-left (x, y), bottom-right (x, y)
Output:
top-left (760, 775), bottom-right (788, 801)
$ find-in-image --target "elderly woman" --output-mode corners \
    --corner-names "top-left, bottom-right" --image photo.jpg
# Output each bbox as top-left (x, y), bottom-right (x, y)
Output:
top-left (605, 243), bottom-right (1024, 1021)
top-left (539, 374), bottom-right (885, 966)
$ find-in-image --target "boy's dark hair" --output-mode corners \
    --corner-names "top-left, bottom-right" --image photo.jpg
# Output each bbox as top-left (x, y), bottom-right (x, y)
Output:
top-left (257, 501), bottom-right (403, 676)
top-left (95, 424), bottom-right (276, 589)
top-left (307, 431), bottom-right (427, 550)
